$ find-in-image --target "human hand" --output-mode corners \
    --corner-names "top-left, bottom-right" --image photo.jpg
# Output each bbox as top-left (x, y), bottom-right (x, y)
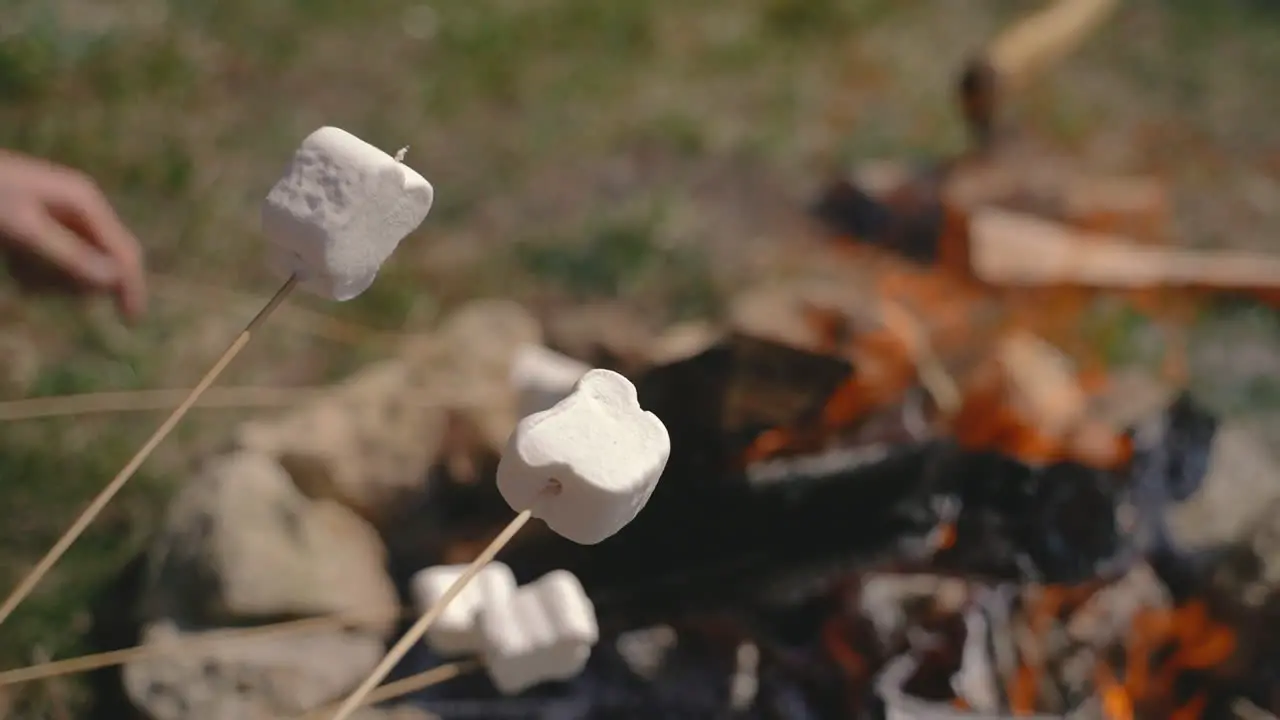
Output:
top-left (0, 149), bottom-right (146, 321)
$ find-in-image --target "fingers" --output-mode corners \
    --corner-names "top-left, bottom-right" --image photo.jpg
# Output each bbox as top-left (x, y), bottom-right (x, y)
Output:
top-left (40, 172), bottom-right (147, 321)
top-left (0, 151), bottom-right (148, 321)
top-left (3, 207), bottom-right (120, 290)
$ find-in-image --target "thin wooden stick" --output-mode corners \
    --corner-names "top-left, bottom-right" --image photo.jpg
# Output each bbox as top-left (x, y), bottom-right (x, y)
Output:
top-left (303, 660), bottom-right (481, 719)
top-left (151, 272), bottom-right (393, 346)
top-left (0, 613), bottom-right (359, 687)
top-left (0, 277), bottom-right (298, 629)
top-left (0, 617), bottom-right (477, 711)
top-left (0, 386), bottom-right (327, 422)
top-left (327, 508), bottom-right (536, 720)
top-left (0, 377), bottom-right (488, 423)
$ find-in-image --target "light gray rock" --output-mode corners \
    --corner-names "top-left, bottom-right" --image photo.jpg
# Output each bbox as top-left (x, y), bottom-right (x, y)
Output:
top-left (236, 299), bottom-right (540, 525)
top-left (140, 451), bottom-right (398, 636)
top-left (1165, 423), bottom-right (1280, 553)
top-left (122, 619), bottom-right (384, 720)
top-left (1248, 498), bottom-right (1280, 592)
top-left (236, 358), bottom-right (449, 525)
top-left (543, 302), bottom-right (655, 374)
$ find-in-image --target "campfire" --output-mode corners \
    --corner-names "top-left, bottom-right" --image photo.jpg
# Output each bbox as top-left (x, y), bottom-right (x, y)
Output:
top-left (4, 2), bottom-right (1278, 719)
top-left (384, 0), bottom-right (1280, 714)
top-left (333, 244), bottom-right (1280, 720)
top-left (380, 315), bottom-right (1274, 720)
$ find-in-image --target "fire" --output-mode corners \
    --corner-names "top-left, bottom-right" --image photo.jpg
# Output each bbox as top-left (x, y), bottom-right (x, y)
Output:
top-left (932, 521), bottom-right (957, 552)
top-left (1009, 662), bottom-right (1039, 715)
top-left (1099, 600), bottom-right (1236, 720)
top-left (741, 427), bottom-right (797, 465)
top-left (737, 252), bottom-right (1135, 472)
top-left (739, 303), bottom-right (919, 465)
top-left (1006, 583), bottom-right (1109, 715)
top-left (1097, 664), bottom-right (1134, 720)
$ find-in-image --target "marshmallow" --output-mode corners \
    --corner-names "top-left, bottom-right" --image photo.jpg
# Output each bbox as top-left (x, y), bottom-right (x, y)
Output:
top-left (262, 126), bottom-right (434, 301)
top-left (410, 562), bottom-right (516, 656)
top-left (480, 570), bottom-right (598, 695)
top-left (496, 368), bottom-right (670, 545)
top-left (510, 344), bottom-right (591, 419)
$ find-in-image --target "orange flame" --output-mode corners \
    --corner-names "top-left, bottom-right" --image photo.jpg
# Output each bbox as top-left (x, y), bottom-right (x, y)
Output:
top-left (1101, 600), bottom-right (1236, 720)
top-left (1008, 583), bottom-right (1109, 715)
top-left (1097, 664), bottom-right (1134, 720)
top-left (1009, 662), bottom-right (1039, 715)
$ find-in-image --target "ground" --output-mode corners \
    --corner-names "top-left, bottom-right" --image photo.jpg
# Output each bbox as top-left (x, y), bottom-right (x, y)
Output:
top-left (0, 0), bottom-right (1279, 715)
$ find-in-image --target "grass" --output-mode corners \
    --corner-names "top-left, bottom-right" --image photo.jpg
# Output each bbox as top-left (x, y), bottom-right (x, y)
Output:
top-left (0, 0), bottom-right (1279, 715)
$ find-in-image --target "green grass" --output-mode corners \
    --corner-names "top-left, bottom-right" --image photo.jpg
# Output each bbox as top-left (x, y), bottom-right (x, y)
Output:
top-left (1, 0), bottom-right (1279, 715)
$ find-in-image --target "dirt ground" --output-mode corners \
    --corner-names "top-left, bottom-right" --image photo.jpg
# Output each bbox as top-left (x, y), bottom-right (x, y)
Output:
top-left (0, 0), bottom-right (1279, 714)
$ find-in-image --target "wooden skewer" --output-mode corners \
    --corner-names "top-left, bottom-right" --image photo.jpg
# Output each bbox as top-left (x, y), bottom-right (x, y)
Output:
top-left (0, 386), bottom-right (328, 422)
top-left (327, 507), bottom-right (537, 720)
top-left (150, 272), bottom-right (391, 346)
top-left (302, 659), bottom-right (481, 719)
top-left (0, 277), bottom-right (298, 629)
top-left (0, 614), bottom-right (357, 687)
top-left (0, 384), bottom-right (481, 423)
top-left (0, 617), bottom-right (479, 714)
top-left (31, 646), bottom-right (70, 720)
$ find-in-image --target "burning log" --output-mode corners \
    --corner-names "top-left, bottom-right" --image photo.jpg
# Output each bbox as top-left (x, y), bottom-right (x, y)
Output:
top-left (968, 206), bottom-right (1280, 295)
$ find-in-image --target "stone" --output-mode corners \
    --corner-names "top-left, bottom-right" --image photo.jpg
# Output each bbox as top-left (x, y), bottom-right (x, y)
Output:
top-left (404, 299), bottom-right (544, 452)
top-left (122, 619), bottom-right (384, 720)
top-left (543, 303), bottom-right (655, 375)
top-left (1248, 498), bottom-right (1280, 591)
top-left (236, 299), bottom-right (541, 525)
top-left (236, 358), bottom-right (447, 524)
top-left (139, 451), bottom-right (398, 635)
top-left (648, 320), bottom-right (722, 366)
top-left (1164, 422), bottom-right (1280, 554)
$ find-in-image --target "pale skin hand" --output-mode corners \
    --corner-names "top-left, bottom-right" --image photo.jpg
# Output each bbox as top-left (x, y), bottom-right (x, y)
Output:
top-left (0, 149), bottom-right (146, 321)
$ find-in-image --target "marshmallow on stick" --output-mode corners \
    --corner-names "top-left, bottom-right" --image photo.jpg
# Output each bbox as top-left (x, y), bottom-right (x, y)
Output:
top-left (411, 563), bottom-right (517, 657)
top-left (498, 368), bottom-right (671, 545)
top-left (262, 126), bottom-right (434, 301)
top-left (0, 126), bottom-right (439, 632)
top-left (480, 570), bottom-right (599, 695)
top-left (327, 370), bottom-right (668, 720)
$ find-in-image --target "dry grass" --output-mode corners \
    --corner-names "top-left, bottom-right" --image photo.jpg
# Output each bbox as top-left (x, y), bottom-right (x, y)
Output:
top-left (0, 0), bottom-right (1279, 714)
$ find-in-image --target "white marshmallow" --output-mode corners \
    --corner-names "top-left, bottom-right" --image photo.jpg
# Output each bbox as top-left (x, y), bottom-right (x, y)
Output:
top-left (510, 344), bottom-right (591, 419)
top-left (262, 126), bottom-right (434, 301)
top-left (480, 570), bottom-right (598, 695)
top-left (496, 368), bottom-right (670, 545)
top-left (410, 562), bottom-right (517, 656)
